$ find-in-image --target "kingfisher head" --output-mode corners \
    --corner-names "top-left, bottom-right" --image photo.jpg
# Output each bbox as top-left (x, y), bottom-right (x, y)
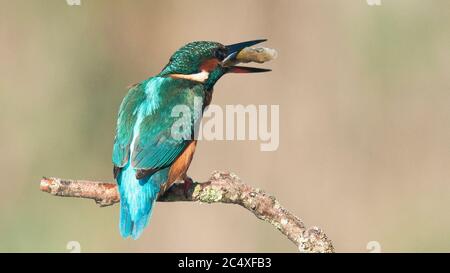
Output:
top-left (159, 39), bottom-right (270, 90)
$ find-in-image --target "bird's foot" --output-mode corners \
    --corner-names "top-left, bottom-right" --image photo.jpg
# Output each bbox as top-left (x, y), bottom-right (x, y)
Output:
top-left (183, 177), bottom-right (193, 198)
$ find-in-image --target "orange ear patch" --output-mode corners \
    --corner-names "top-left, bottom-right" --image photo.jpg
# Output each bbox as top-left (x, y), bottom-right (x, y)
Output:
top-left (200, 58), bottom-right (220, 72)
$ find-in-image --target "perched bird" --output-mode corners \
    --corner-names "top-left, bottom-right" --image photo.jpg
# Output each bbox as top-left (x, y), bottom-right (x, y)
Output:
top-left (112, 39), bottom-right (271, 239)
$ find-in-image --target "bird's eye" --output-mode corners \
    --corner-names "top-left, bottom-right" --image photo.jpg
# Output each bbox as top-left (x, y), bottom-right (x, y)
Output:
top-left (214, 49), bottom-right (227, 61)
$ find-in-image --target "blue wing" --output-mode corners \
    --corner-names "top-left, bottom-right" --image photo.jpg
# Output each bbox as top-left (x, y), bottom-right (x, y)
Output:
top-left (130, 79), bottom-right (204, 174)
top-left (112, 83), bottom-right (146, 169)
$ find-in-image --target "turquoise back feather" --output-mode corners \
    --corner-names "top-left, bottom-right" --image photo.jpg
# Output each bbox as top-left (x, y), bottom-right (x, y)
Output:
top-left (112, 76), bottom-right (208, 239)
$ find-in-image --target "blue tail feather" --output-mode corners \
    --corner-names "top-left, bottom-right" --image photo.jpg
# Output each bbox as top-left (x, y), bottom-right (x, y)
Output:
top-left (119, 199), bottom-right (132, 238)
top-left (117, 162), bottom-right (168, 239)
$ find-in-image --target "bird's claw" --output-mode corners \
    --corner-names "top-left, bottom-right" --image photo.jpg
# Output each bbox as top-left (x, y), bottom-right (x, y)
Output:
top-left (183, 177), bottom-right (193, 198)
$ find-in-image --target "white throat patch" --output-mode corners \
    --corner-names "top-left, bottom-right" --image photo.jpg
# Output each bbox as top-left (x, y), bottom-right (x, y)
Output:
top-left (169, 71), bottom-right (210, 83)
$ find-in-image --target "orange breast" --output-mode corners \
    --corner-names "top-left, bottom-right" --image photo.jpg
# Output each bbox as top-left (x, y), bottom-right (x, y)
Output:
top-left (161, 141), bottom-right (197, 193)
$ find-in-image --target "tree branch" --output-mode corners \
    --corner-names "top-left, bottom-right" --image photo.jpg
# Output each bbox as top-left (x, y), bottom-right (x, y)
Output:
top-left (39, 171), bottom-right (334, 253)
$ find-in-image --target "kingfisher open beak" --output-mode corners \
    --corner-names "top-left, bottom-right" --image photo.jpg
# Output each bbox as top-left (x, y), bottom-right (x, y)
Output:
top-left (222, 39), bottom-right (272, 73)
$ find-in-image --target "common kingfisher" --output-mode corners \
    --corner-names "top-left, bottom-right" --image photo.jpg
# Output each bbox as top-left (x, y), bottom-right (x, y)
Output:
top-left (112, 39), bottom-right (270, 239)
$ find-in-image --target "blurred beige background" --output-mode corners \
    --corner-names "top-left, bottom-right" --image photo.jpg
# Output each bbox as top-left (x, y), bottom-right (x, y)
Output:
top-left (0, 0), bottom-right (449, 252)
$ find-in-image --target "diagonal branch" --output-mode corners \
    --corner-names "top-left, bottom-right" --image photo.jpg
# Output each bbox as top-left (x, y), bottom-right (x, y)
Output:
top-left (39, 171), bottom-right (334, 253)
